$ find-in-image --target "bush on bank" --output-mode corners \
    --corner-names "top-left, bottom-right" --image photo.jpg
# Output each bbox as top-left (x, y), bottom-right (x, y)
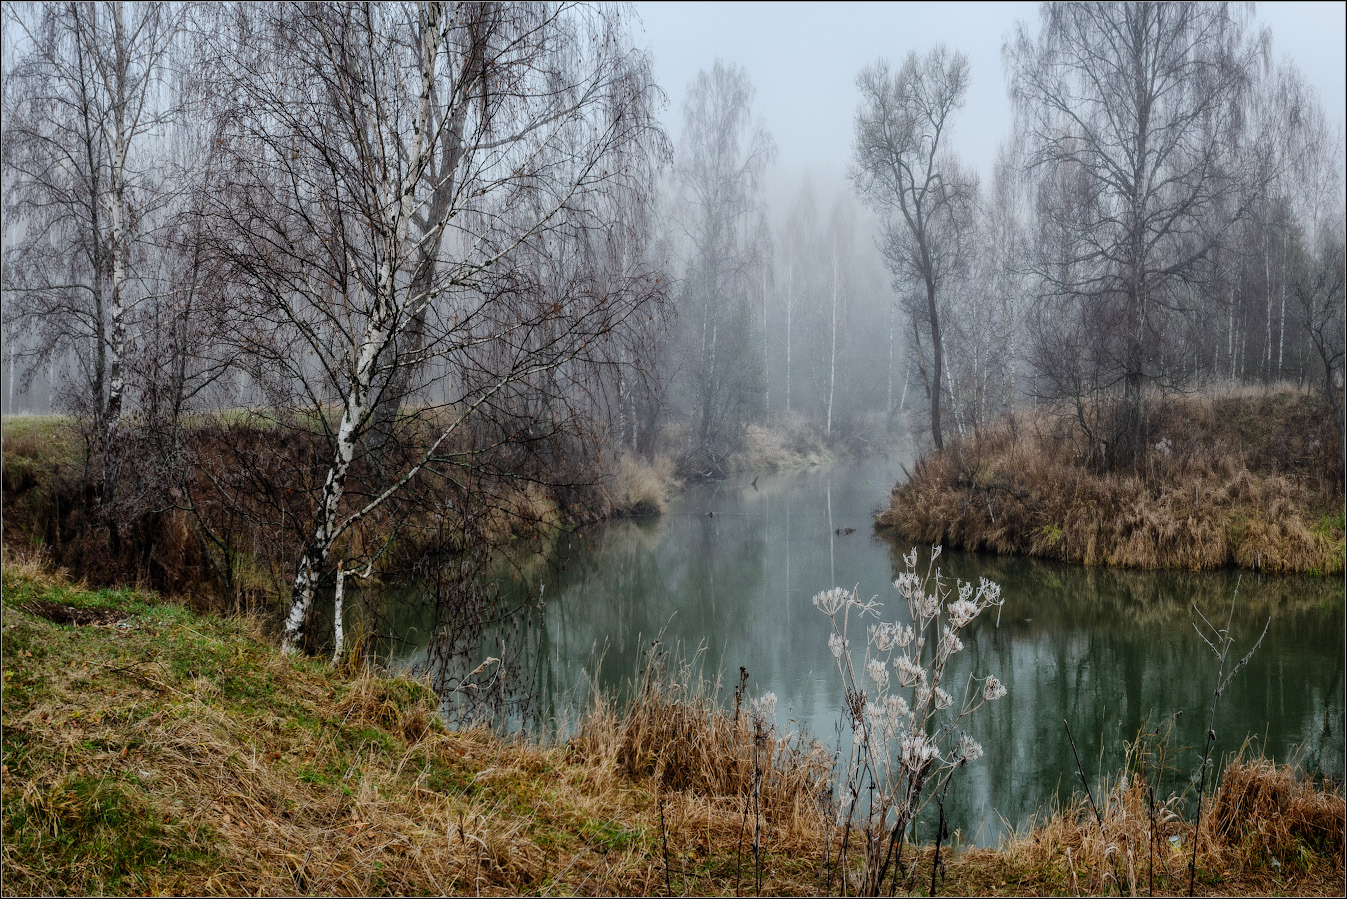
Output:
top-left (878, 390), bottom-right (1345, 574)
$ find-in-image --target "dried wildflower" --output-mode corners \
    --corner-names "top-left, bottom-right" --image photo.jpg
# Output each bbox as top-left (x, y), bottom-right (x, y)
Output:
top-left (900, 732), bottom-right (938, 769)
top-left (947, 597), bottom-right (978, 628)
top-left (866, 657), bottom-right (889, 688)
top-left (813, 545), bottom-right (1005, 891)
top-left (916, 591), bottom-right (942, 619)
top-left (894, 572), bottom-right (920, 599)
top-left (751, 692), bottom-right (777, 719)
top-left (813, 587), bottom-right (849, 616)
top-left (958, 734), bottom-right (983, 762)
top-left (894, 654), bottom-right (925, 687)
top-left (976, 577), bottom-right (1002, 607)
top-left (939, 625), bottom-right (964, 656)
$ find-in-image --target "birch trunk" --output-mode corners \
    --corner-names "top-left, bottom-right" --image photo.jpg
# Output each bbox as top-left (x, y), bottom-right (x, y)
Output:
top-left (785, 261), bottom-right (793, 417)
top-left (332, 564), bottom-right (346, 662)
top-left (282, 6), bottom-right (440, 654)
top-left (826, 236), bottom-right (838, 438)
top-left (101, 1), bottom-right (131, 508)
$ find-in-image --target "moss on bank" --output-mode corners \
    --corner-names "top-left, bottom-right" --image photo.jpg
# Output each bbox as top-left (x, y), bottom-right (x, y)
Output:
top-left (878, 390), bottom-right (1345, 574)
top-left (3, 557), bottom-right (1342, 896)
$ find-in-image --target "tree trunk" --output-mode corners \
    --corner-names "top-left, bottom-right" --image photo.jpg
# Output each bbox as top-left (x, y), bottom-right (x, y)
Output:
top-left (827, 236), bottom-right (838, 438)
top-left (926, 278), bottom-right (944, 450)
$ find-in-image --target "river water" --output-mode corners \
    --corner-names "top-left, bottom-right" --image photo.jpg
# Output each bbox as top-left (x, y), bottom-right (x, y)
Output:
top-left (397, 453), bottom-right (1345, 846)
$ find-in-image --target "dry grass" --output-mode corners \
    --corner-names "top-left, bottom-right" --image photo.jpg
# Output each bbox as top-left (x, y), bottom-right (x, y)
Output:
top-left (723, 420), bottom-right (834, 474)
top-left (4, 559), bottom-right (1341, 896)
top-left (935, 744), bottom-right (1345, 898)
top-left (879, 390), bottom-right (1345, 574)
top-left (575, 650), bottom-right (833, 829)
top-left (1, 563), bottom-right (834, 896)
top-left (605, 453), bottom-right (680, 517)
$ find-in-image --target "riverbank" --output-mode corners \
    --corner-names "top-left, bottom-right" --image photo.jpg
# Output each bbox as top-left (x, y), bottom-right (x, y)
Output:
top-left (4, 557), bottom-right (1341, 896)
top-left (878, 389), bottom-right (1345, 574)
top-left (0, 413), bottom-right (873, 603)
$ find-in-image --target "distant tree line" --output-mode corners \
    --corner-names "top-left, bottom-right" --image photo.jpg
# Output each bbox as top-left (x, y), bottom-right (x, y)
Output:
top-left (846, 2), bottom-right (1344, 468)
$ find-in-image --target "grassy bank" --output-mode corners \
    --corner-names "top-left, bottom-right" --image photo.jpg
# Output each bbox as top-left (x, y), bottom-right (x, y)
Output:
top-left (3, 557), bottom-right (1342, 896)
top-left (878, 390), bottom-right (1345, 574)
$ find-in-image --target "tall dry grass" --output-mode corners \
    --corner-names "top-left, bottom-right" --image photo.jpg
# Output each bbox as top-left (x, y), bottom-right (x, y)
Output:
top-left (604, 453), bottom-right (679, 517)
top-left (574, 648), bottom-right (833, 837)
top-left (942, 738), bottom-right (1343, 897)
top-left (879, 390), bottom-right (1344, 574)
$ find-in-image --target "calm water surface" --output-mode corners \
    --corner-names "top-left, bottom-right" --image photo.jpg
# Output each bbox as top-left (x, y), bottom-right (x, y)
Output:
top-left (399, 454), bottom-right (1345, 845)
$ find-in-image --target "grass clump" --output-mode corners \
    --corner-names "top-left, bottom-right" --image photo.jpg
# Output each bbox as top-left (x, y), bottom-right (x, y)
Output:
top-left (878, 389), bottom-right (1344, 574)
top-left (605, 453), bottom-right (680, 517)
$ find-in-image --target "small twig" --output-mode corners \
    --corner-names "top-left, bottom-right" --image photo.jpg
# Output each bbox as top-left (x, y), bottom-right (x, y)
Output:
top-left (928, 761), bottom-right (960, 897)
top-left (1065, 718), bottom-right (1122, 896)
top-left (658, 790), bottom-right (673, 898)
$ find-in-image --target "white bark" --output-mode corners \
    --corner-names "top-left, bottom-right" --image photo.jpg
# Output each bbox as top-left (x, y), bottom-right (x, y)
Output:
top-left (826, 235), bottom-right (838, 438)
top-left (332, 564), bottom-right (345, 662)
top-left (785, 261), bottom-right (793, 417)
top-left (283, 7), bottom-right (440, 655)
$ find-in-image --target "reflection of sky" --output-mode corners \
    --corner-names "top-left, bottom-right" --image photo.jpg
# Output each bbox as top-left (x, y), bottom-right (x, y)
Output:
top-left (404, 455), bottom-right (1346, 847)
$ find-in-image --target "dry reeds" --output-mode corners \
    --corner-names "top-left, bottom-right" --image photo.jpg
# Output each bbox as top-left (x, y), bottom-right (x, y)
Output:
top-left (1211, 756), bottom-right (1346, 867)
top-left (879, 390), bottom-right (1344, 574)
top-left (606, 453), bottom-right (678, 516)
top-left (575, 649), bottom-right (833, 832)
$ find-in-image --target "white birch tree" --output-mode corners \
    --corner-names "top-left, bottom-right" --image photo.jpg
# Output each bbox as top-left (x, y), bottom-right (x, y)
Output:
top-left (197, 2), bottom-right (664, 654)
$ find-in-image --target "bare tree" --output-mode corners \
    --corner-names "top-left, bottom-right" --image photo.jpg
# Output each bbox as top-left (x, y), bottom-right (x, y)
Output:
top-left (1292, 224), bottom-right (1346, 457)
top-left (851, 47), bottom-right (975, 451)
top-left (2, 0), bottom-right (186, 506)
top-left (1008, 2), bottom-right (1266, 467)
top-left (669, 59), bottom-right (774, 473)
top-left (819, 197), bottom-right (854, 438)
top-left (778, 175), bottom-right (819, 421)
top-left (196, 2), bottom-right (664, 654)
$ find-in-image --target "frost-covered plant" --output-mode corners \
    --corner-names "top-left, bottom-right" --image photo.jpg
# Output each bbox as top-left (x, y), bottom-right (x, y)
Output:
top-left (813, 546), bottom-right (1006, 895)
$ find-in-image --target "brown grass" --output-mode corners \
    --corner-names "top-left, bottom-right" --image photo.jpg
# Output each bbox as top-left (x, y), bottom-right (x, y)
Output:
top-left (936, 744), bottom-right (1345, 898)
top-left (604, 453), bottom-right (679, 517)
top-left (4, 559), bottom-right (1341, 896)
top-left (879, 390), bottom-right (1345, 574)
top-left (575, 650), bottom-right (833, 828)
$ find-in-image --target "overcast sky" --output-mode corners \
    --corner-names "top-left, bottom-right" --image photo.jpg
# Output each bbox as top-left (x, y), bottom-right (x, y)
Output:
top-left (633, 1), bottom-right (1347, 199)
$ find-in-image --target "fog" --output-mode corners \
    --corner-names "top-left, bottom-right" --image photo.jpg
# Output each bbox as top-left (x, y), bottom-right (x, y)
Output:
top-left (3, 1), bottom-right (1345, 471)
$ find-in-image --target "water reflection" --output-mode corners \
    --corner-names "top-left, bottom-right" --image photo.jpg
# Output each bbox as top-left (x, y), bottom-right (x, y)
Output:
top-left (395, 455), bottom-right (1345, 845)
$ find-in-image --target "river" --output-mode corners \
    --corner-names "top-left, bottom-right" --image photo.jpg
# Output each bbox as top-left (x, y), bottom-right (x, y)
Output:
top-left (395, 453), bottom-right (1345, 846)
